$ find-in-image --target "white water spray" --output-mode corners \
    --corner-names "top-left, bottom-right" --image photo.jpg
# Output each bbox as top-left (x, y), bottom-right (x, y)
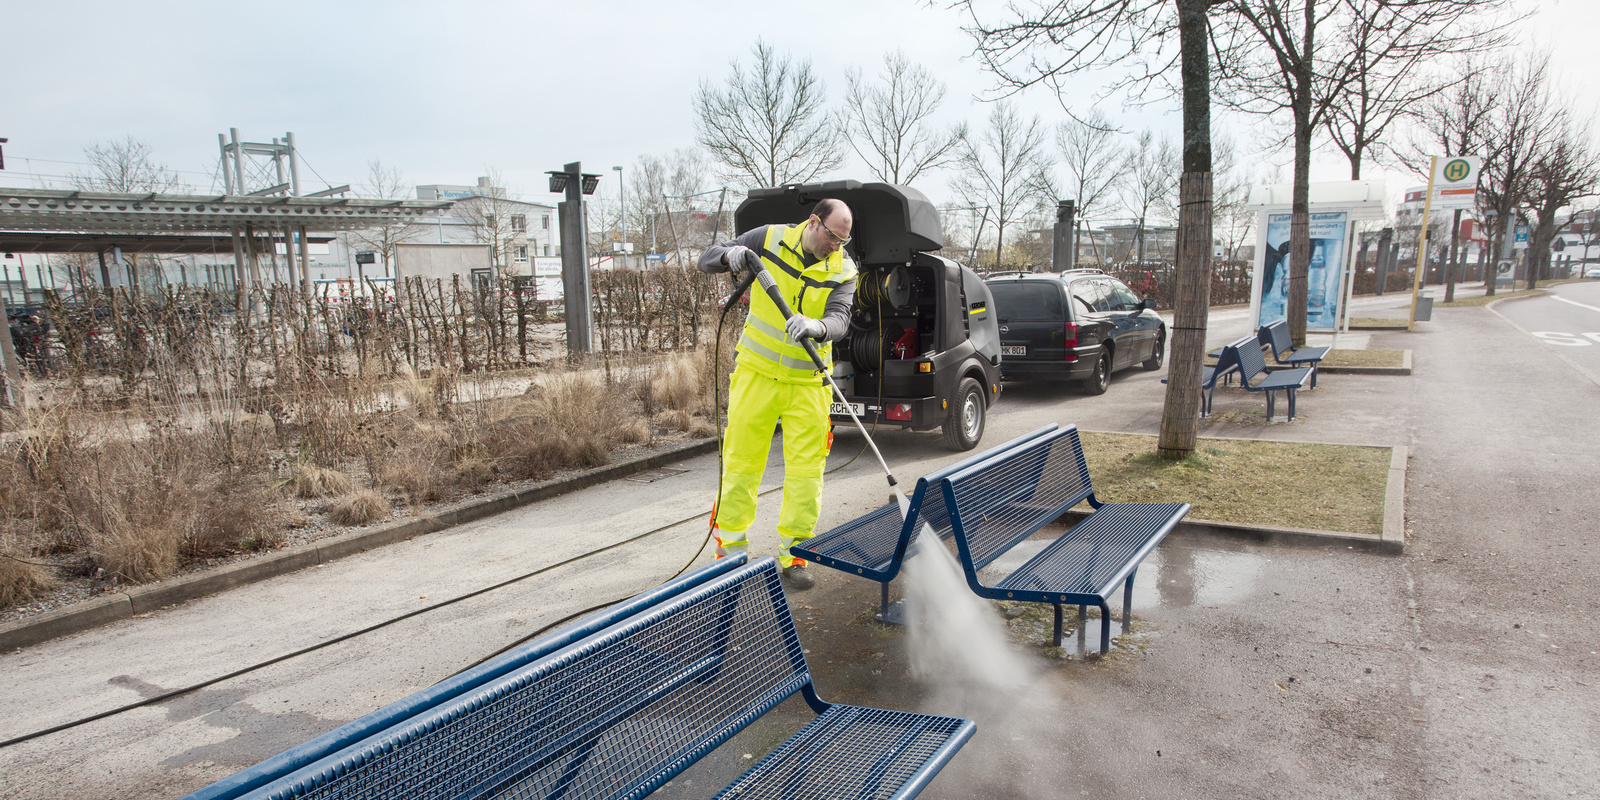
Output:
top-left (895, 489), bottom-right (1033, 700)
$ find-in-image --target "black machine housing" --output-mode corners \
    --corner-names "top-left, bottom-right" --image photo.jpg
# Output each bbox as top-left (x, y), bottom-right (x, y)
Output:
top-left (735, 181), bottom-right (1003, 450)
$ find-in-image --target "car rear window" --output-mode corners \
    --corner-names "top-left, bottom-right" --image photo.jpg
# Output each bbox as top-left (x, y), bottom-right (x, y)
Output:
top-left (989, 281), bottom-right (1063, 321)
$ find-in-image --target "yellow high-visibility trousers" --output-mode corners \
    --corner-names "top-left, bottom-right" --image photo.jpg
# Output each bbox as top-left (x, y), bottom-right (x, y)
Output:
top-left (712, 365), bottom-right (831, 568)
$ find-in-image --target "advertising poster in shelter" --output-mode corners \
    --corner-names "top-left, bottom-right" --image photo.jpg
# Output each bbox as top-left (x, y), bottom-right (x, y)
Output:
top-left (1255, 212), bottom-right (1349, 331)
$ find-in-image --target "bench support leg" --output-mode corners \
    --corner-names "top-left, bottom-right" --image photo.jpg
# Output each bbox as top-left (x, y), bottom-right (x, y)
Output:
top-left (1287, 388), bottom-right (1297, 421)
top-left (1266, 390), bottom-right (1276, 421)
top-left (1099, 602), bottom-right (1112, 654)
top-left (1123, 570), bottom-right (1136, 632)
top-left (874, 582), bottom-right (907, 626)
top-left (1052, 603), bottom-right (1063, 648)
top-left (1076, 605), bottom-right (1087, 658)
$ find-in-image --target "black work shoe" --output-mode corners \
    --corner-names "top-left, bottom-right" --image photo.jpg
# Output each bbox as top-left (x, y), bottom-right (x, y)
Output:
top-left (782, 565), bottom-right (815, 590)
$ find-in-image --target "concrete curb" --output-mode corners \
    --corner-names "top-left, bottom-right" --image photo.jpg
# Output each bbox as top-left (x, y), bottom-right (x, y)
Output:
top-left (0, 437), bottom-right (720, 653)
top-left (1059, 443), bottom-right (1407, 556)
top-left (1317, 350), bottom-right (1412, 376)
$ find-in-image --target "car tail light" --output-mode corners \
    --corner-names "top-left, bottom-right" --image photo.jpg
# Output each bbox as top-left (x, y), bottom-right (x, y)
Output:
top-left (886, 403), bottom-right (914, 421)
top-left (1063, 322), bottom-right (1079, 361)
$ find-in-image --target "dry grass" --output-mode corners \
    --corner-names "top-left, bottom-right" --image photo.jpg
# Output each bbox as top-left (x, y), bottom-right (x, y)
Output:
top-left (330, 490), bottom-right (390, 526)
top-left (1348, 318), bottom-right (1410, 329)
top-left (1078, 432), bottom-right (1390, 535)
top-left (688, 418), bottom-right (718, 439)
top-left (1322, 349), bottom-right (1405, 368)
top-left (0, 527), bottom-right (60, 607)
top-left (293, 464), bottom-right (354, 499)
top-left (1439, 287), bottom-right (1546, 307)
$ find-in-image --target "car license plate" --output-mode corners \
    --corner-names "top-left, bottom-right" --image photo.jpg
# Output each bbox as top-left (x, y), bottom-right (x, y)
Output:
top-left (1001, 345), bottom-right (1026, 356)
top-left (830, 402), bottom-right (865, 417)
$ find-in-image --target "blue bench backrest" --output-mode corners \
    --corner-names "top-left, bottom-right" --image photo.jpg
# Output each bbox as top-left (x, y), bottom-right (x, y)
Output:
top-left (1228, 336), bottom-right (1271, 381)
top-left (799, 425), bottom-right (1060, 580)
top-left (182, 558), bottom-right (753, 800)
top-left (941, 426), bottom-right (1095, 572)
top-left (217, 558), bottom-right (815, 800)
top-left (1259, 320), bottom-right (1292, 357)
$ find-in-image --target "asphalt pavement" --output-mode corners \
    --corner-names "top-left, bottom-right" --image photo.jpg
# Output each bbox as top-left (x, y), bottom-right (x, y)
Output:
top-left (2, 283), bottom-right (1597, 799)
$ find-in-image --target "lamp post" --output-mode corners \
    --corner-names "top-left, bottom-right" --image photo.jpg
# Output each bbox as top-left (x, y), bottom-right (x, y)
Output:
top-left (547, 162), bottom-right (603, 355)
top-left (613, 166), bottom-right (626, 256)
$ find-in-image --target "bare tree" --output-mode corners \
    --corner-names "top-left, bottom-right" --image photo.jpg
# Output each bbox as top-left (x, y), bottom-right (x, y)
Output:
top-left (68, 137), bottom-right (188, 291)
top-left (70, 136), bottom-right (187, 194)
top-left (347, 160), bottom-right (423, 281)
top-left (693, 40), bottom-right (846, 189)
top-left (630, 149), bottom-right (710, 256)
top-left (842, 51), bottom-right (967, 185)
top-left (952, 102), bottom-right (1050, 271)
top-left (1212, 134), bottom-right (1257, 260)
top-left (955, 0), bottom-right (1223, 458)
top-left (1469, 55), bottom-right (1564, 295)
top-left (453, 167), bottom-right (525, 275)
top-left (1215, 0), bottom-right (1512, 344)
top-left (1052, 110), bottom-right (1126, 263)
top-left (1524, 114), bottom-right (1600, 288)
top-left (1119, 130), bottom-right (1180, 262)
top-left (1321, 1), bottom-right (1510, 180)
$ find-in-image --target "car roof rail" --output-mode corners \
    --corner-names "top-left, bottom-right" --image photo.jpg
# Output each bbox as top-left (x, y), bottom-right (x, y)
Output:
top-left (984, 270), bottom-right (1034, 279)
top-left (1059, 268), bottom-right (1105, 276)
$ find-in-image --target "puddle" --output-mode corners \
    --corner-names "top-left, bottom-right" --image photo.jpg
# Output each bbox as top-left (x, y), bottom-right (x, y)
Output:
top-left (979, 538), bottom-right (1266, 611)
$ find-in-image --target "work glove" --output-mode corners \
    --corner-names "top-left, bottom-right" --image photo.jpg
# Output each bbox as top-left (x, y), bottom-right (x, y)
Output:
top-left (786, 314), bottom-right (825, 341)
top-left (724, 245), bottom-right (761, 280)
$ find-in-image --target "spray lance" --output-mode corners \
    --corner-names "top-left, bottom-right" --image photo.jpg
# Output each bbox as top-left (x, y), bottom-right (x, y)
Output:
top-left (725, 253), bottom-right (903, 498)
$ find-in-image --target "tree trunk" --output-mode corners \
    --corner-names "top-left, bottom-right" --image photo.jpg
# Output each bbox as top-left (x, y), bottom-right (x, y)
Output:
top-left (1157, 0), bottom-right (1213, 460)
top-left (1287, 0), bottom-right (1316, 348)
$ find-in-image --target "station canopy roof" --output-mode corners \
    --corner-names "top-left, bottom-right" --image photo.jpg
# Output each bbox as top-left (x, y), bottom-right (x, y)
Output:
top-left (0, 187), bottom-right (451, 249)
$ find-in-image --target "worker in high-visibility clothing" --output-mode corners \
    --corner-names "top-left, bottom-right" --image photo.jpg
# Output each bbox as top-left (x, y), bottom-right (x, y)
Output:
top-left (698, 199), bottom-right (857, 589)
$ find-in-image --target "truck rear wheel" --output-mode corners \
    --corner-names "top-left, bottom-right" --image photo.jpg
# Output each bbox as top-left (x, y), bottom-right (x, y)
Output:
top-left (942, 377), bottom-right (986, 451)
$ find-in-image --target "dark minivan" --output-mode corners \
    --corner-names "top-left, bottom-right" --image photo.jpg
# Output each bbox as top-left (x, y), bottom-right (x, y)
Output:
top-left (984, 269), bottom-right (1166, 394)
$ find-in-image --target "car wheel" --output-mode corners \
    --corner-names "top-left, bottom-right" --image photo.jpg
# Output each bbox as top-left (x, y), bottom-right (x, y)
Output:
top-left (1083, 348), bottom-right (1111, 395)
top-left (1142, 327), bottom-right (1166, 371)
top-left (942, 377), bottom-right (986, 451)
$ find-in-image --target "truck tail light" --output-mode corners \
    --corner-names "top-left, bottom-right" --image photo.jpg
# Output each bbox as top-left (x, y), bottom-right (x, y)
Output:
top-left (1063, 322), bottom-right (1079, 361)
top-left (886, 403), bottom-right (914, 421)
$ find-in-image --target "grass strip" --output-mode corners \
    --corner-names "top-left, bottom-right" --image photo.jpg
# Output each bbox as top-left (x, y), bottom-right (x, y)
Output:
top-left (1321, 349), bottom-right (1405, 368)
top-left (1076, 432), bottom-right (1389, 536)
top-left (1349, 317), bottom-right (1409, 328)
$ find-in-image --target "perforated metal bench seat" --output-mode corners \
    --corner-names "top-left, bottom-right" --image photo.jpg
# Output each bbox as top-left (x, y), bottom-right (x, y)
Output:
top-left (712, 705), bottom-right (973, 800)
top-left (1228, 338), bottom-right (1312, 421)
top-left (183, 557), bottom-right (974, 800)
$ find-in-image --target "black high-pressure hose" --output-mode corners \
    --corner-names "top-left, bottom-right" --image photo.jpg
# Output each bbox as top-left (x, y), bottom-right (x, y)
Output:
top-left (0, 261), bottom-right (885, 750)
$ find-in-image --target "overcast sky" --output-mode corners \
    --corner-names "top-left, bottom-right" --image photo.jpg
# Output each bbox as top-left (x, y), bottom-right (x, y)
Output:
top-left (4, 0), bottom-right (1594, 223)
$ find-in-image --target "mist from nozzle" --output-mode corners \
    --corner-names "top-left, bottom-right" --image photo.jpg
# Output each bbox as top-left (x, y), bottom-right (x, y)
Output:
top-left (901, 523), bottom-right (1033, 704)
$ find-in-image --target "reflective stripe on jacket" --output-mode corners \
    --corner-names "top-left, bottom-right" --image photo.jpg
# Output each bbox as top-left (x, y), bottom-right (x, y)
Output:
top-left (736, 221), bottom-right (858, 384)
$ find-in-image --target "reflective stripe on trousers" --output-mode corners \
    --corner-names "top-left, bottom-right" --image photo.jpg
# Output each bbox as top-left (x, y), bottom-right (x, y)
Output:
top-left (711, 365), bottom-right (831, 568)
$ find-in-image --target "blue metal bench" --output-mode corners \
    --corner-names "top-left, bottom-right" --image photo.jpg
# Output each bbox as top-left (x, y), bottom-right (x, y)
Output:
top-left (1224, 336), bottom-right (1313, 422)
top-left (182, 556), bottom-right (975, 800)
top-left (939, 425), bottom-right (1188, 655)
top-left (1258, 319), bottom-right (1328, 388)
top-left (793, 425), bottom-right (1064, 623)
